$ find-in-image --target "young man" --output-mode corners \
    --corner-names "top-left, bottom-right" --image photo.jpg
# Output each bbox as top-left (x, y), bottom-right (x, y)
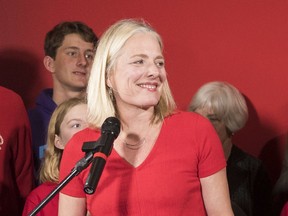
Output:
top-left (0, 86), bottom-right (34, 215)
top-left (28, 21), bottom-right (98, 176)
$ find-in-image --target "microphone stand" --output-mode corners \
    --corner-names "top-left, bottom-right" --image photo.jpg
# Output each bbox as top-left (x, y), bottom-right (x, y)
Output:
top-left (28, 140), bottom-right (103, 216)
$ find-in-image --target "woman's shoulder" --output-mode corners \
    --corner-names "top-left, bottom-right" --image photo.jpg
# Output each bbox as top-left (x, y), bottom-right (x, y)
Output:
top-left (165, 110), bottom-right (210, 125)
top-left (0, 86), bottom-right (20, 99)
top-left (166, 110), bottom-right (197, 119)
top-left (0, 86), bottom-right (26, 111)
top-left (26, 182), bottom-right (58, 201)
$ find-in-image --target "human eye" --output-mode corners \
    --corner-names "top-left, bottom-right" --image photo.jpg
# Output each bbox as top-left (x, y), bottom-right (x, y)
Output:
top-left (85, 52), bottom-right (94, 61)
top-left (133, 59), bottom-right (144, 64)
top-left (66, 50), bottom-right (79, 58)
top-left (208, 116), bottom-right (220, 123)
top-left (155, 59), bottom-right (165, 68)
top-left (68, 119), bottom-right (83, 129)
top-left (72, 123), bottom-right (81, 128)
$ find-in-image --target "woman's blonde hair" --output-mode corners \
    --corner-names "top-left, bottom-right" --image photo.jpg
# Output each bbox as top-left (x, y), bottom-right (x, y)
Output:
top-left (87, 18), bottom-right (176, 128)
top-left (39, 97), bottom-right (87, 183)
top-left (189, 81), bottom-right (248, 133)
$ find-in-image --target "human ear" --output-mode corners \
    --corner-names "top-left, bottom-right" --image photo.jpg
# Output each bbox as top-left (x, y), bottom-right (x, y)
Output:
top-left (43, 56), bottom-right (56, 73)
top-left (54, 134), bottom-right (65, 150)
top-left (106, 74), bottom-right (112, 88)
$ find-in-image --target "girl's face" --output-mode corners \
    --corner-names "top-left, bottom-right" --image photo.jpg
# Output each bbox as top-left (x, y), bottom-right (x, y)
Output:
top-left (107, 32), bottom-right (166, 112)
top-left (55, 103), bottom-right (88, 149)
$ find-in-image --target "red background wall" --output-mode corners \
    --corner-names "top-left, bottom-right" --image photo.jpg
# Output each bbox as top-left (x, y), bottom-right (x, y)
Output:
top-left (1, 0), bottom-right (287, 184)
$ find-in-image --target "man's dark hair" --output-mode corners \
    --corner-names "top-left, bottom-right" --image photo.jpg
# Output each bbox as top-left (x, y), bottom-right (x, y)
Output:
top-left (44, 21), bottom-right (98, 59)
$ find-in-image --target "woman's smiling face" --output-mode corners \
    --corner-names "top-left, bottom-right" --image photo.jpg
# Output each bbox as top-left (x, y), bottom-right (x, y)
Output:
top-left (107, 32), bottom-right (166, 110)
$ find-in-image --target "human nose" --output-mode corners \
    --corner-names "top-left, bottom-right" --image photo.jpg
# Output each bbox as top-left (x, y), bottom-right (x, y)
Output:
top-left (147, 63), bottom-right (160, 78)
top-left (77, 53), bottom-right (89, 67)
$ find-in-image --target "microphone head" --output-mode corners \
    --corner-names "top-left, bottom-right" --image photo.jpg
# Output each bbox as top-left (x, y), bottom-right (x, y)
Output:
top-left (101, 117), bottom-right (121, 138)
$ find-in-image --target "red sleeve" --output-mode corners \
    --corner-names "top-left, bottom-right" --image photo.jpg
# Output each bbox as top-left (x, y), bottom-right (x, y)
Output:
top-left (15, 101), bottom-right (35, 199)
top-left (163, 111), bottom-right (226, 178)
top-left (10, 92), bottom-right (34, 198)
top-left (193, 113), bottom-right (226, 178)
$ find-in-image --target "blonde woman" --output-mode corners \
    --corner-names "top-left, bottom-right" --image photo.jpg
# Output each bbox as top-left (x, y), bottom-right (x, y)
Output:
top-left (23, 98), bottom-right (88, 216)
top-left (59, 19), bottom-right (233, 216)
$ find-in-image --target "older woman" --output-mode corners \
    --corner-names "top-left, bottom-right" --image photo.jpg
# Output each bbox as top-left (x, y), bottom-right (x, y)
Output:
top-left (189, 81), bottom-right (272, 216)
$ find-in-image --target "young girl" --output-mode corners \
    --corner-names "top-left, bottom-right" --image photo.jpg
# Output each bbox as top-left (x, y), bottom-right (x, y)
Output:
top-left (22, 98), bottom-right (87, 216)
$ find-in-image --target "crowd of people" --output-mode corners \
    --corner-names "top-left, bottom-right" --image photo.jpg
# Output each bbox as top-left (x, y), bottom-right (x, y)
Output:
top-left (1, 18), bottom-right (288, 216)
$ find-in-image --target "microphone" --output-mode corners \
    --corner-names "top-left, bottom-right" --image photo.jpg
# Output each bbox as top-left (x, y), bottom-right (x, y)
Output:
top-left (84, 117), bottom-right (120, 194)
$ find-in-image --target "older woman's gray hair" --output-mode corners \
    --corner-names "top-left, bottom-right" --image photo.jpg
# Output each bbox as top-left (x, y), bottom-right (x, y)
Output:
top-left (189, 81), bottom-right (248, 133)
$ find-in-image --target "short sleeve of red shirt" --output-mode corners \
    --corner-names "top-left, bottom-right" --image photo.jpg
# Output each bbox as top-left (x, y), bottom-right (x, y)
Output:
top-left (192, 112), bottom-right (226, 177)
top-left (162, 111), bottom-right (226, 179)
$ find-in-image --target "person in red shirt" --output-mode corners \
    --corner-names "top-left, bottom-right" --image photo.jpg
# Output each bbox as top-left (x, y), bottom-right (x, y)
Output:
top-left (0, 86), bottom-right (34, 216)
top-left (281, 202), bottom-right (288, 216)
top-left (58, 18), bottom-right (234, 216)
top-left (22, 98), bottom-right (88, 216)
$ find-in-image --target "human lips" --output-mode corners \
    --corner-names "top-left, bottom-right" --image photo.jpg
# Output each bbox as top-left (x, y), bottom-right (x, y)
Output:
top-left (138, 82), bottom-right (158, 91)
top-left (73, 71), bottom-right (87, 76)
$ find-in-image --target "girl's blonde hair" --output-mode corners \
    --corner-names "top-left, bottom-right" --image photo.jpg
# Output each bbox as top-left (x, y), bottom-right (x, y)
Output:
top-left (39, 97), bottom-right (87, 183)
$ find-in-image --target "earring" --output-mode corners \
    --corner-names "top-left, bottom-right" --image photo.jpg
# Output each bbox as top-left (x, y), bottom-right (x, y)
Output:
top-left (108, 87), bottom-right (114, 100)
